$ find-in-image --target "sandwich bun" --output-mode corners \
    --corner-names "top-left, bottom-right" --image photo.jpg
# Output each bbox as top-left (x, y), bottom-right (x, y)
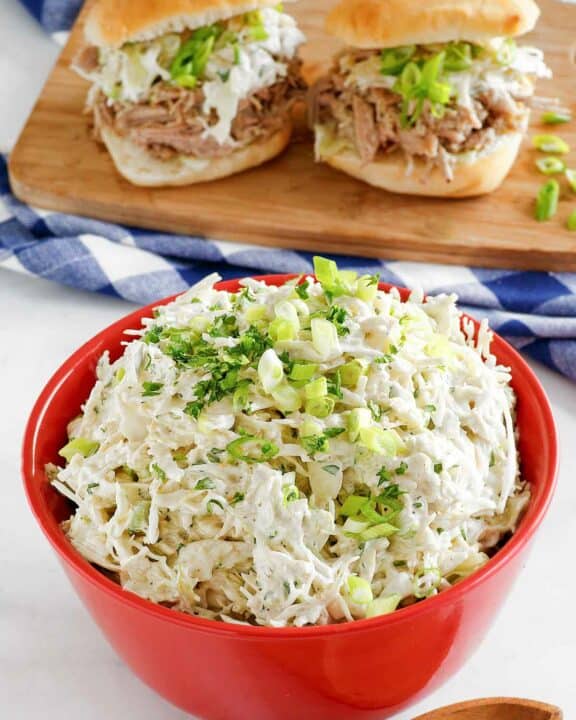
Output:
top-left (326, 0), bottom-right (540, 49)
top-left (316, 127), bottom-right (524, 198)
top-left (100, 123), bottom-right (293, 187)
top-left (85, 0), bottom-right (295, 49)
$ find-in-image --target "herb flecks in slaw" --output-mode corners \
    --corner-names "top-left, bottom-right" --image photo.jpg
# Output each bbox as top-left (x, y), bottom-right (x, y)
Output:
top-left (49, 258), bottom-right (528, 627)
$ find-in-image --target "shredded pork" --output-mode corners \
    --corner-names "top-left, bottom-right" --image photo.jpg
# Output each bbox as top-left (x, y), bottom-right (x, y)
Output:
top-left (309, 50), bottom-right (530, 176)
top-left (92, 58), bottom-right (305, 160)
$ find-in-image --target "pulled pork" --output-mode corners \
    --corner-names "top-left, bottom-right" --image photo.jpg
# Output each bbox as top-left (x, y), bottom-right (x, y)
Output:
top-left (309, 51), bottom-right (529, 177)
top-left (93, 58), bottom-right (305, 160)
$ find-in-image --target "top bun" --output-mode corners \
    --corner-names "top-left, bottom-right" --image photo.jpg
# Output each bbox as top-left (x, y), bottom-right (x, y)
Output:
top-left (326, 0), bottom-right (540, 49)
top-left (85, 0), bottom-right (294, 48)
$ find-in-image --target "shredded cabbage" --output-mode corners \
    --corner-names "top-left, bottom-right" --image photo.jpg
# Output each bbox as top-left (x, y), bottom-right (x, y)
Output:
top-left (74, 8), bottom-right (304, 145)
top-left (50, 258), bottom-right (529, 627)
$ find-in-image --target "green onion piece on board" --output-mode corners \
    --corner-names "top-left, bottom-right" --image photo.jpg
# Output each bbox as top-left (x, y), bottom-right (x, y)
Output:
top-left (535, 180), bottom-right (560, 222)
top-left (567, 210), bottom-right (576, 231)
top-left (532, 134), bottom-right (570, 154)
top-left (535, 156), bottom-right (566, 175)
top-left (566, 169), bottom-right (576, 192)
top-left (59, 437), bottom-right (100, 462)
top-left (541, 110), bottom-right (572, 125)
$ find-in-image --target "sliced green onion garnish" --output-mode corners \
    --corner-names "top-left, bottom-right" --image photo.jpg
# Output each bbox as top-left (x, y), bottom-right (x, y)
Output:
top-left (380, 45), bottom-right (416, 76)
top-left (495, 38), bottom-right (516, 66)
top-left (305, 396), bottom-right (335, 418)
top-left (541, 110), bottom-right (571, 125)
top-left (282, 484), bottom-right (299, 505)
top-left (311, 318), bottom-right (339, 358)
top-left (305, 377), bottom-right (328, 400)
top-left (366, 594), bottom-right (402, 617)
top-left (269, 317), bottom-right (296, 342)
top-left (195, 477), bottom-right (216, 490)
top-left (226, 435), bottom-right (278, 463)
top-left (271, 382), bottom-right (302, 412)
top-left (359, 523), bottom-right (398, 540)
top-left (347, 407), bottom-right (372, 442)
top-left (532, 134), bottom-right (570, 154)
top-left (128, 500), bottom-right (150, 533)
top-left (535, 180), bottom-right (560, 221)
top-left (59, 437), bottom-right (100, 462)
top-left (359, 426), bottom-right (404, 455)
top-left (258, 348), bottom-right (284, 392)
top-left (567, 210), bottom-right (576, 231)
top-left (289, 363), bottom-right (317, 382)
top-left (444, 41), bottom-right (473, 71)
top-left (338, 359), bottom-right (365, 387)
top-left (535, 156), bottom-right (566, 175)
top-left (340, 495), bottom-right (369, 517)
top-left (346, 576), bottom-right (373, 605)
top-left (566, 169), bottom-right (576, 192)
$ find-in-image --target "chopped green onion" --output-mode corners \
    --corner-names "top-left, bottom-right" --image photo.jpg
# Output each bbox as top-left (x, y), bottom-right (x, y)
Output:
top-left (566, 169), bottom-right (576, 192)
top-left (305, 396), bottom-right (335, 418)
top-left (366, 594), bottom-right (402, 617)
top-left (232, 381), bottom-right (250, 412)
top-left (226, 435), bottom-right (279, 463)
top-left (113, 367), bottom-right (126, 384)
top-left (313, 256), bottom-right (357, 298)
top-left (346, 576), bottom-right (373, 605)
top-left (207, 499), bottom-right (224, 514)
top-left (195, 477), bottom-right (216, 490)
top-left (535, 180), bottom-right (560, 221)
top-left (282, 484), bottom-right (299, 505)
top-left (271, 382), bottom-right (302, 412)
top-left (151, 463), bottom-right (167, 482)
top-left (338, 359), bottom-right (365, 387)
top-left (380, 45), bottom-right (415, 76)
top-left (541, 110), bottom-right (571, 125)
top-left (230, 492), bottom-right (244, 504)
top-left (347, 407), bottom-right (372, 442)
top-left (142, 381), bottom-right (163, 397)
top-left (535, 156), bottom-right (566, 175)
top-left (359, 426), bottom-right (404, 455)
top-left (340, 495), bottom-right (369, 517)
top-left (290, 363), bottom-right (317, 382)
top-left (322, 464), bottom-right (340, 476)
top-left (434, 462), bottom-right (443, 473)
top-left (532, 134), bottom-right (570, 154)
top-left (359, 523), bottom-right (398, 540)
top-left (444, 41), bottom-right (473, 71)
top-left (128, 500), bottom-right (150, 533)
top-left (269, 318), bottom-right (296, 342)
top-left (311, 318), bottom-right (339, 358)
top-left (258, 348), bottom-right (284, 392)
top-left (342, 517), bottom-right (370, 535)
top-left (245, 305), bottom-right (267, 324)
top-left (567, 210), bottom-right (576, 231)
top-left (495, 38), bottom-right (516, 66)
top-left (356, 273), bottom-right (379, 302)
top-left (305, 377), bottom-right (328, 400)
top-left (59, 437), bottom-right (99, 462)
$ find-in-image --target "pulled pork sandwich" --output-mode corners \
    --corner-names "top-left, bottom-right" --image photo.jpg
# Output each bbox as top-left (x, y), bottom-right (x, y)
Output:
top-left (73, 0), bottom-right (306, 186)
top-left (309, 0), bottom-right (550, 197)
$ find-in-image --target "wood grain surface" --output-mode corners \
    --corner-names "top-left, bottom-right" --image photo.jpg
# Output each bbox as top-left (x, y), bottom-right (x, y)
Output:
top-left (8, 0), bottom-right (576, 270)
top-left (412, 696), bottom-right (562, 720)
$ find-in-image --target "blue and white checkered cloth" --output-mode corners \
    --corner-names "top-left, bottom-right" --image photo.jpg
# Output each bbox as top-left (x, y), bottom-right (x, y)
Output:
top-left (2, 1), bottom-right (576, 381)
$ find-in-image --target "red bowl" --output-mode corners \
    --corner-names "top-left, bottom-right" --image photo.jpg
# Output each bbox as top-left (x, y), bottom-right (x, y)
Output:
top-left (22, 275), bottom-right (558, 720)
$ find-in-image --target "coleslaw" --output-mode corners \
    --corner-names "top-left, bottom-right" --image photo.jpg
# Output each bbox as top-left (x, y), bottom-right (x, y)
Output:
top-left (49, 258), bottom-right (528, 627)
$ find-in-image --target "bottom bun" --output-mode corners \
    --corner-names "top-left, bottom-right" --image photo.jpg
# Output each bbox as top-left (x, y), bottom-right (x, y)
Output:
top-left (101, 123), bottom-right (292, 187)
top-left (318, 129), bottom-right (524, 198)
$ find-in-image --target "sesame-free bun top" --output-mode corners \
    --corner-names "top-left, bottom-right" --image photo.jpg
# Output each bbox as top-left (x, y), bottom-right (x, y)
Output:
top-left (85, 0), bottom-right (295, 49)
top-left (326, 0), bottom-right (540, 49)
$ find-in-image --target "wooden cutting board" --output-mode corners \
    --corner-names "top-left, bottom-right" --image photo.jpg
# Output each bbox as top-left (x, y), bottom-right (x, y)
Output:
top-left (9, 0), bottom-right (576, 270)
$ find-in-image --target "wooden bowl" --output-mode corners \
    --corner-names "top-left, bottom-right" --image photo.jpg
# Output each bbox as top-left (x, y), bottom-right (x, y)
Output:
top-left (414, 697), bottom-right (562, 720)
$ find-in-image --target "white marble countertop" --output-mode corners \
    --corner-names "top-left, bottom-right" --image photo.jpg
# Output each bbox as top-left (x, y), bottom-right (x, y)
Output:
top-left (1, 1), bottom-right (575, 718)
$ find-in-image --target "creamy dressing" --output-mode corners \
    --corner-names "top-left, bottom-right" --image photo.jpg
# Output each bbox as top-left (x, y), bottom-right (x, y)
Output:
top-left (50, 272), bottom-right (528, 627)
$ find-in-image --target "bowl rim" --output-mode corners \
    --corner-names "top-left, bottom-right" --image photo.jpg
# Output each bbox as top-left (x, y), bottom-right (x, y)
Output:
top-left (22, 274), bottom-right (559, 639)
